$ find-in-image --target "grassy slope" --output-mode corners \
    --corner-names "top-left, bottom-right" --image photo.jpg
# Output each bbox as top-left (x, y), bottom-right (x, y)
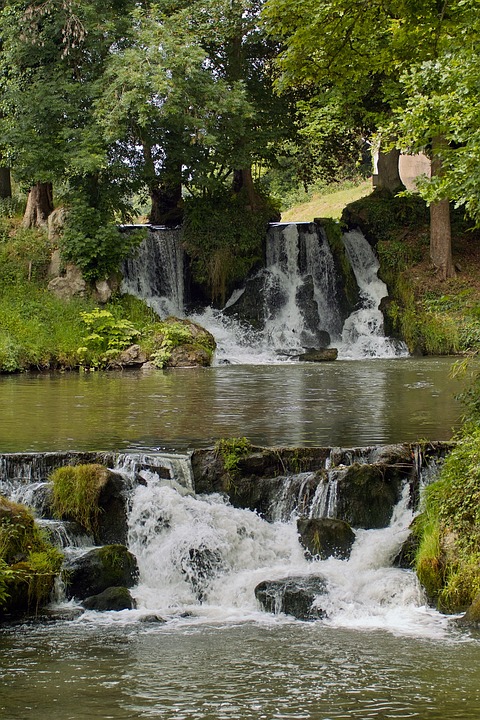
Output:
top-left (281, 179), bottom-right (372, 222)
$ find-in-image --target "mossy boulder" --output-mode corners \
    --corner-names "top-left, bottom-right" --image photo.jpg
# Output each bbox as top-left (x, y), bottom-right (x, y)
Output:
top-left (63, 544), bottom-right (138, 600)
top-left (149, 317), bottom-right (216, 368)
top-left (255, 575), bottom-right (327, 620)
top-left (457, 592), bottom-right (480, 628)
top-left (0, 497), bottom-right (63, 619)
top-left (297, 517), bottom-right (355, 560)
top-left (82, 586), bottom-right (136, 611)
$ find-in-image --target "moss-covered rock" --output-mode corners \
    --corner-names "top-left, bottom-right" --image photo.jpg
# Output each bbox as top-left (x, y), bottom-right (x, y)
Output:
top-left (297, 517), bottom-right (355, 560)
top-left (63, 544), bottom-right (138, 600)
top-left (82, 586), bottom-right (136, 611)
top-left (334, 463), bottom-right (404, 529)
top-left (255, 575), bottom-right (327, 620)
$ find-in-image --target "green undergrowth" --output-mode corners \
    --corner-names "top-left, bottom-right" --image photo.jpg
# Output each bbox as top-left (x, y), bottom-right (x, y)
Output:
top-left (0, 497), bottom-right (63, 616)
top-left (415, 428), bottom-right (480, 612)
top-left (50, 463), bottom-right (108, 534)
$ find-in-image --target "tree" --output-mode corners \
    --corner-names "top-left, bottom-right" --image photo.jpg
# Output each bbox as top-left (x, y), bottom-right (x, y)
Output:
top-left (263, 0), bottom-right (472, 278)
top-left (0, 0), bottom-right (134, 226)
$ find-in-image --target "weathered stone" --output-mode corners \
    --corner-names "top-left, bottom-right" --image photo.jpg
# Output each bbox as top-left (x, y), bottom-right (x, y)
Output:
top-left (168, 344), bottom-right (212, 367)
top-left (48, 248), bottom-right (62, 277)
top-left (47, 206), bottom-right (67, 243)
top-left (297, 517), bottom-right (355, 560)
top-left (48, 263), bottom-right (86, 300)
top-left (457, 592), bottom-right (480, 628)
top-left (94, 279), bottom-right (113, 304)
top-left (96, 470), bottom-right (132, 546)
top-left (114, 344), bottom-right (147, 368)
top-left (255, 575), bottom-right (327, 620)
top-left (297, 348), bottom-right (338, 362)
top-left (334, 463), bottom-right (403, 529)
top-left (82, 586), bottom-right (136, 611)
top-left (63, 544), bottom-right (138, 600)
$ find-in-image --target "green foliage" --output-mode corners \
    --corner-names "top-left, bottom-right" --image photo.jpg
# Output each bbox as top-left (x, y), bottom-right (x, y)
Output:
top-left (344, 192), bottom-right (429, 243)
top-left (182, 190), bottom-right (278, 304)
top-left (50, 464), bottom-right (107, 534)
top-left (0, 496), bottom-right (63, 613)
top-left (215, 437), bottom-right (253, 486)
top-left (78, 309), bottom-right (140, 367)
top-left (61, 203), bottom-right (144, 281)
top-left (415, 427), bottom-right (480, 611)
top-left (150, 321), bottom-right (196, 369)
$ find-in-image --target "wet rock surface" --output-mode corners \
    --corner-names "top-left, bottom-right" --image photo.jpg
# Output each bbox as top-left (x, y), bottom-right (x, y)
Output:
top-left (255, 575), bottom-right (328, 620)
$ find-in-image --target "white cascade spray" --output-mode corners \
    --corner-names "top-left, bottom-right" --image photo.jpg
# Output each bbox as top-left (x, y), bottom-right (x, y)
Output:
top-left (126, 470), bottom-right (446, 637)
top-left (122, 227), bottom-right (184, 317)
top-left (338, 230), bottom-right (409, 359)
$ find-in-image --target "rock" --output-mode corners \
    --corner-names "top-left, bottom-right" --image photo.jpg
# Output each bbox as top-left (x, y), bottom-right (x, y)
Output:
top-left (255, 575), bottom-right (327, 620)
top-left (334, 462), bottom-right (403, 529)
top-left (114, 344), bottom-right (147, 368)
top-left (223, 271), bottom-right (269, 329)
top-left (63, 544), bottom-right (138, 600)
top-left (298, 348), bottom-right (338, 362)
top-left (47, 206), bottom-right (67, 243)
top-left (180, 546), bottom-right (225, 601)
top-left (168, 344), bottom-right (212, 367)
top-left (94, 279), bottom-right (112, 304)
top-left (96, 470), bottom-right (132, 545)
top-left (48, 248), bottom-right (62, 277)
top-left (297, 517), bottom-right (355, 560)
top-left (82, 586), bottom-right (136, 611)
top-left (48, 263), bottom-right (86, 300)
top-left (392, 530), bottom-right (419, 569)
top-left (457, 592), bottom-right (480, 628)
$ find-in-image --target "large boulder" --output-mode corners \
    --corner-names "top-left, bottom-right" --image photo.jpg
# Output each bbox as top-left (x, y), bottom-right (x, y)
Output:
top-left (255, 575), bottom-right (327, 620)
top-left (48, 263), bottom-right (86, 300)
top-left (334, 463), bottom-right (404, 528)
top-left (82, 586), bottom-right (136, 611)
top-left (297, 517), bottom-right (355, 560)
top-left (63, 544), bottom-right (138, 600)
top-left (457, 592), bottom-right (480, 628)
top-left (297, 348), bottom-right (338, 362)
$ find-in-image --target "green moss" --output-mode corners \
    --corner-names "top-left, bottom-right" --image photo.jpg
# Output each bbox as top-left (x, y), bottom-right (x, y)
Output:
top-left (415, 428), bottom-right (480, 611)
top-left (51, 464), bottom-right (107, 534)
top-left (215, 437), bottom-right (253, 490)
top-left (321, 217), bottom-right (358, 308)
top-left (0, 496), bottom-right (63, 615)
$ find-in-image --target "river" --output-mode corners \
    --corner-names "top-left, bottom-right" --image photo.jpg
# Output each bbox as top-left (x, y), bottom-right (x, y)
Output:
top-left (1, 357), bottom-right (480, 720)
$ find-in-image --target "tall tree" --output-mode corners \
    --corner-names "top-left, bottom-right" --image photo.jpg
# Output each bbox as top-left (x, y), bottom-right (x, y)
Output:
top-left (263, 0), bottom-right (470, 278)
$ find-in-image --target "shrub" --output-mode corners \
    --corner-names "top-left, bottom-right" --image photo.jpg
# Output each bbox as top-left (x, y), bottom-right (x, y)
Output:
top-left (78, 308), bottom-right (141, 367)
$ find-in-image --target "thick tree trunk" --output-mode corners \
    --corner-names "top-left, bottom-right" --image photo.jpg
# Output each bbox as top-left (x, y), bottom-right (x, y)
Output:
top-left (0, 167), bottom-right (12, 199)
top-left (232, 167), bottom-right (261, 212)
top-left (430, 137), bottom-right (455, 280)
top-left (22, 182), bottom-right (54, 227)
top-left (375, 148), bottom-right (405, 194)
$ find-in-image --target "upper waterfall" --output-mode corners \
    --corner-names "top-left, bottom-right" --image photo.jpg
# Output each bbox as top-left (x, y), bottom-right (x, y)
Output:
top-left (121, 222), bottom-right (408, 362)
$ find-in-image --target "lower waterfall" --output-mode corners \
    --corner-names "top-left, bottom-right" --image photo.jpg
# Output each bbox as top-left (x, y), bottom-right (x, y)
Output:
top-left (126, 472), bottom-right (442, 636)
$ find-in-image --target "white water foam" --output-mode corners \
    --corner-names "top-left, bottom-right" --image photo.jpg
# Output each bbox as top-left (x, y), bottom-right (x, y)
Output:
top-left (338, 230), bottom-right (409, 360)
top-left (125, 472), bottom-right (449, 639)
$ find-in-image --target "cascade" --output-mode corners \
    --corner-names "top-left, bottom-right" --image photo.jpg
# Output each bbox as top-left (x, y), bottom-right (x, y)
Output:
top-left (121, 222), bottom-right (407, 362)
top-left (339, 229), bottom-right (408, 358)
top-left (122, 226), bottom-right (185, 317)
top-left (0, 446), bottom-right (449, 634)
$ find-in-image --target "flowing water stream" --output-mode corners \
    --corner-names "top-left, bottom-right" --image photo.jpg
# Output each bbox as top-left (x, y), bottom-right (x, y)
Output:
top-left (1, 225), bottom-right (479, 718)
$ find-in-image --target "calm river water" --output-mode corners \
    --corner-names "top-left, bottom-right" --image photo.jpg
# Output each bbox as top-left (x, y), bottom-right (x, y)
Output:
top-left (0, 357), bottom-right (465, 451)
top-left (2, 357), bottom-right (480, 720)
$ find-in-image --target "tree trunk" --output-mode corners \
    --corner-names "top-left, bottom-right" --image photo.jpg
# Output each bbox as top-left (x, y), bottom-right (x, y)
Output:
top-left (375, 148), bottom-right (405, 194)
top-left (22, 182), bottom-right (54, 227)
top-left (232, 167), bottom-right (261, 212)
top-left (430, 137), bottom-right (455, 280)
top-left (0, 167), bottom-right (12, 199)
top-left (149, 181), bottom-right (183, 227)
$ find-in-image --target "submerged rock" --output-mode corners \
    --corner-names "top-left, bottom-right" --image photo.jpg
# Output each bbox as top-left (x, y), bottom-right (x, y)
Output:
top-left (297, 517), bottom-right (355, 560)
top-left (255, 575), bottom-right (327, 620)
top-left (64, 544), bottom-right (138, 600)
top-left (297, 348), bottom-right (338, 362)
top-left (82, 586), bottom-right (136, 611)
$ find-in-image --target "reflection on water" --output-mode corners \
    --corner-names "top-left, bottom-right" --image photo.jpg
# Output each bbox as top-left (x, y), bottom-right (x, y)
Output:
top-left (1, 622), bottom-right (480, 720)
top-left (0, 358), bottom-right (464, 451)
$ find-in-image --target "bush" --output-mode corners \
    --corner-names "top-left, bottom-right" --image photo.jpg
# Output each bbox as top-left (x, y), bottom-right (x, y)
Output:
top-left (182, 189), bottom-right (279, 305)
top-left (61, 201), bottom-right (145, 281)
